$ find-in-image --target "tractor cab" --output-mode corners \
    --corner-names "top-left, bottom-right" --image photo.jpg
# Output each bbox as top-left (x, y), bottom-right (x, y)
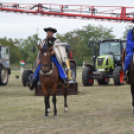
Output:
top-left (0, 46), bottom-right (10, 67)
top-left (96, 39), bottom-right (126, 72)
top-left (82, 39), bottom-right (127, 86)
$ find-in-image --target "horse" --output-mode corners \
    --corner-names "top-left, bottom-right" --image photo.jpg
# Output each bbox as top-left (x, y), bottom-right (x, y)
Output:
top-left (129, 53), bottom-right (134, 115)
top-left (38, 45), bottom-right (68, 117)
top-left (122, 49), bottom-right (134, 115)
top-left (123, 49), bottom-right (134, 115)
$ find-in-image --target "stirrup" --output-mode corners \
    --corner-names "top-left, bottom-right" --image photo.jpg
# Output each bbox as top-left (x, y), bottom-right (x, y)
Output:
top-left (124, 76), bottom-right (129, 82)
top-left (63, 83), bottom-right (69, 88)
top-left (26, 82), bottom-right (32, 88)
top-left (62, 78), bottom-right (69, 88)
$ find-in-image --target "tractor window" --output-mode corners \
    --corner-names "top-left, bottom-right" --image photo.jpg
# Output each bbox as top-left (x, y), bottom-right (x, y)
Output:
top-left (1, 47), bottom-right (9, 59)
top-left (122, 41), bottom-right (126, 50)
top-left (6, 48), bottom-right (9, 54)
top-left (99, 41), bottom-right (120, 55)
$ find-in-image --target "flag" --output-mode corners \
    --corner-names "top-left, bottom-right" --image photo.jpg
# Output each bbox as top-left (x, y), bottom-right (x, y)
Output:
top-left (20, 60), bottom-right (25, 65)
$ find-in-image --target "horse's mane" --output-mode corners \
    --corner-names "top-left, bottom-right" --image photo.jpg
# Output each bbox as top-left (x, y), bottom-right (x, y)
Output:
top-left (41, 46), bottom-right (53, 53)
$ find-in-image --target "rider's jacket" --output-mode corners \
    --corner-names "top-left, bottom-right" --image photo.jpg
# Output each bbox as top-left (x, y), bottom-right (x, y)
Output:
top-left (126, 30), bottom-right (134, 54)
top-left (124, 29), bottom-right (134, 71)
top-left (37, 37), bottom-right (57, 61)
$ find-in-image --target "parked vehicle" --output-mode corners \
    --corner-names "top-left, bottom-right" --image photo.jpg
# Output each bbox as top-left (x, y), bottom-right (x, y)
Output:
top-left (82, 39), bottom-right (126, 86)
top-left (0, 45), bottom-right (11, 85)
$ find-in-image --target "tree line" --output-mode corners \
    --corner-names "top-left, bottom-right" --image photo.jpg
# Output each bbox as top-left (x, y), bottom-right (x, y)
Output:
top-left (0, 24), bottom-right (132, 66)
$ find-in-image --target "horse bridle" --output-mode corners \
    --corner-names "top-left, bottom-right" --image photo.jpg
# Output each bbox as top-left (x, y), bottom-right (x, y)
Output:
top-left (40, 50), bottom-right (52, 73)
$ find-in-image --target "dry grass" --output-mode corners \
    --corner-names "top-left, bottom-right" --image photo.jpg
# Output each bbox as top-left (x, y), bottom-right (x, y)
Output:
top-left (0, 68), bottom-right (134, 134)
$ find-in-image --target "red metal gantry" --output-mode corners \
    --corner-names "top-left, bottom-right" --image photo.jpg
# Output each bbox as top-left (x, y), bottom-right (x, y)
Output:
top-left (0, 2), bottom-right (134, 23)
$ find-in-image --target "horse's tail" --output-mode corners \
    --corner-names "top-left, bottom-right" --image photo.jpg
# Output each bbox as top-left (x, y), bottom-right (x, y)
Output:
top-left (132, 53), bottom-right (134, 74)
top-left (122, 48), bottom-right (126, 66)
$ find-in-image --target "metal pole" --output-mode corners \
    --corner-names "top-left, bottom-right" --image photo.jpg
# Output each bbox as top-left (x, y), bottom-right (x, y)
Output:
top-left (93, 42), bottom-right (96, 69)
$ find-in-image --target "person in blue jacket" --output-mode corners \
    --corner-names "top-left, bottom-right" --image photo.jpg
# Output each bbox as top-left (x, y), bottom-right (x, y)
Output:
top-left (124, 27), bottom-right (134, 82)
top-left (26, 27), bottom-right (68, 90)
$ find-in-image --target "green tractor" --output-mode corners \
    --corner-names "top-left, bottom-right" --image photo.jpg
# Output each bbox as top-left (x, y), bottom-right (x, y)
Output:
top-left (82, 39), bottom-right (126, 86)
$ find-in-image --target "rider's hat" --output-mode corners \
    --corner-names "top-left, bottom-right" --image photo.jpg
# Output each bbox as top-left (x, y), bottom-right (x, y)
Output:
top-left (44, 27), bottom-right (57, 33)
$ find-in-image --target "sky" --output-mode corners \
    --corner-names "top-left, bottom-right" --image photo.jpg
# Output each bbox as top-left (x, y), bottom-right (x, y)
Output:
top-left (1, 0), bottom-right (134, 40)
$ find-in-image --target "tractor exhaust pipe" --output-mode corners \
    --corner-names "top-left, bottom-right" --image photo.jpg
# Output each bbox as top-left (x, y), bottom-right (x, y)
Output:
top-left (88, 40), bottom-right (96, 69)
top-left (93, 42), bottom-right (96, 69)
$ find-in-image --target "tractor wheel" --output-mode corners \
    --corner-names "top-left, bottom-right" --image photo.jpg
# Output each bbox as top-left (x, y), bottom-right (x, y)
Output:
top-left (22, 70), bottom-right (33, 87)
top-left (113, 66), bottom-right (124, 85)
top-left (0, 67), bottom-right (8, 85)
top-left (82, 66), bottom-right (94, 86)
top-left (97, 78), bottom-right (109, 85)
top-left (70, 62), bottom-right (76, 82)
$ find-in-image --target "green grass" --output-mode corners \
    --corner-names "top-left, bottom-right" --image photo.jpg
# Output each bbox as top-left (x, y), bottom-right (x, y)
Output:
top-left (0, 69), bottom-right (134, 134)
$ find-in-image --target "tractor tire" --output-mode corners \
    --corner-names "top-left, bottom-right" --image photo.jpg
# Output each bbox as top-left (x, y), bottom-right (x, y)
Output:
top-left (82, 66), bottom-right (94, 86)
top-left (22, 70), bottom-right (33, 87)
top-left (113, 66), bottom-right (124, 85)
top-left (97, 78), bottom-right (109, 85)
top-left (70, 62), bottom-right (76, 82)
top-left (0, 67), bottom-right (8, 85)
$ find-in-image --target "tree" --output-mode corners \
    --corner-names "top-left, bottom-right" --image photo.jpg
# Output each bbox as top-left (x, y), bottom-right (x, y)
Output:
top-left (0, 37), bottom-right (22, 64)
top-left (0, 33), bottom-right (40, 65)
top-left (56, 24), bottom-right (115, 65)
top-left (0, 25), bottom-right (115, 66)
top-left (122, 25), bottom-right (133, 38)
top-left (17, 33), bottom-right (39, 64)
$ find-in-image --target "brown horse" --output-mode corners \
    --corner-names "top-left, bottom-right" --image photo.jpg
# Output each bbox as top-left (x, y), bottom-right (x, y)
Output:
top-left (129, 53), bottom-right (134, 115)
top-left (38, 46), bottom-right (68, 117)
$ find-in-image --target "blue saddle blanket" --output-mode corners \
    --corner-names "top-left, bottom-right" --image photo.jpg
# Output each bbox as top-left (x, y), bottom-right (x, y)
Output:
top-left (33, 56), bottom-right (67, 81)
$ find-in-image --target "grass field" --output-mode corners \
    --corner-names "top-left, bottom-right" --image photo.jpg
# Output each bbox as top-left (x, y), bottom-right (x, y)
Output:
top-left (0, 68), bottom-right (134, 134)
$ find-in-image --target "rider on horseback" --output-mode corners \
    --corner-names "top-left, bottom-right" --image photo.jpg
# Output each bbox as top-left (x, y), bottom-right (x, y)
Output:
top-left (26, 27), bottom-right (68, 90)
top-left (124, 26), bottom-right (134, 82)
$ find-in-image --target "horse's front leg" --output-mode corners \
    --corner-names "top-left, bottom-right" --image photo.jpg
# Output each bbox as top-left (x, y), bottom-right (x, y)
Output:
top-left (52, 95), bottom-right (57, 116)
top-left (131, 84), bottom-right (134, 115)
top-left (47, 95), bottom-right (50, 114)
top-left (42, 85), bottom-right (49, 117)
top-left (44, 95), bottom-right (49, 117)
top-left (52, 84), bottom-right (58, 116)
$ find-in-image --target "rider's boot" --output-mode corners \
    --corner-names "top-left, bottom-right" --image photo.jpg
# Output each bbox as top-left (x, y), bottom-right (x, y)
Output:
top-left (124, 70), bottom-right (129, 82)
top-left (62, 78), bottom-right (69, 88)
top-left (26, 78), bottom-right (38, 90)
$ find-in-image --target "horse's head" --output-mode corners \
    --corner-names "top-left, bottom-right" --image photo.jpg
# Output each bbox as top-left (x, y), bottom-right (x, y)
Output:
top-left (38, 45), bottom-right (52, 73)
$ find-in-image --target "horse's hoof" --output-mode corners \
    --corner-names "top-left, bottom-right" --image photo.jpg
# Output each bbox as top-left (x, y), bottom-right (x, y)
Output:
top-left (64, 107), bottom-right (68, 113)
top-left (132, 109), bottom-right (134, 116)
top-left (47, 108), bottom-right (50, 114)
top-left (44, 115), bottom-right (48, 118)
top-left (53, 114), bottom-right (57, 117)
